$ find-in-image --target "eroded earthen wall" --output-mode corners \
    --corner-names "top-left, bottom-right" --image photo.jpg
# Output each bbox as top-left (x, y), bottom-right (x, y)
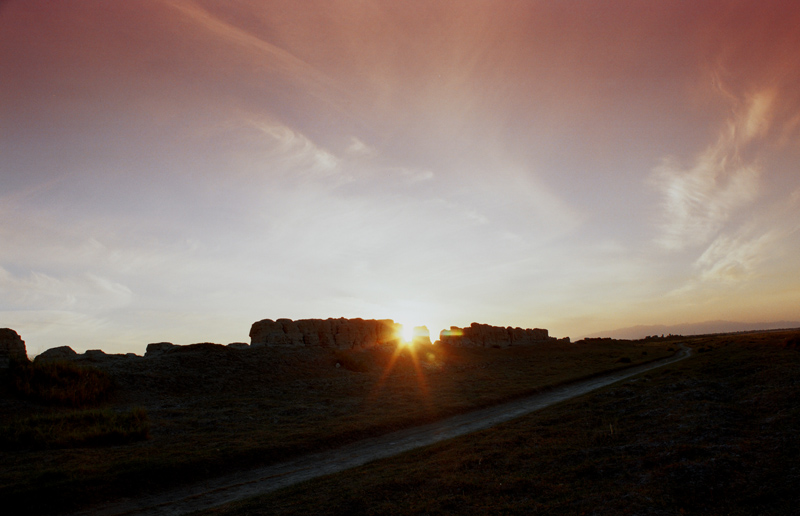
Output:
top-left (249, 318), bottom-right (401, 349)
top-left (438, 323), bottom-right (551, 347)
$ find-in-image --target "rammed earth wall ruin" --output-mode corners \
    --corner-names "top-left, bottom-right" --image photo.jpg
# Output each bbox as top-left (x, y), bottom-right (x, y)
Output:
top-left (439, 323), bottom-right (554, 348)
top-left (7, 319), bottom-right (563, 360)
top-left (249, 318), bottom-right (401, 349)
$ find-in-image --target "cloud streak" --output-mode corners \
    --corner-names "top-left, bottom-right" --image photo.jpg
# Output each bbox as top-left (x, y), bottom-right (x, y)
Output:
top-left (0, 266), bottom-right (132, 313)
top-left (167, 0), bottom-right (345, 105)
top-left (695, 229), bottom-right (776, 283)
top-left (652, 88), bottom-right (774, 250)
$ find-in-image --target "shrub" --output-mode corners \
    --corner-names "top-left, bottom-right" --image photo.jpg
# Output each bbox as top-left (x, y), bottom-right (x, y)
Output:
top-left (9, 360), bottom-right (114, 407)
top-left (0, 408), bottom-right (149, 449)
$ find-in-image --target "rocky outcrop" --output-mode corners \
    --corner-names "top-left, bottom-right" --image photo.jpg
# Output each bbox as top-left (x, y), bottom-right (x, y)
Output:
top-left (34, 345), bottom-right (78, 363)
top-left (29, 346), bottom-right (140, 364)
top-left (82, 349), bottom-right (139, 363)
top-left (145, 342), bottom-right (177, 357)
top-left (249, 318), bottom-right (401, 349)
top-left (0, 328), bottom-right (28, 367)
top-left (439, 323), bottom-right (551, 348)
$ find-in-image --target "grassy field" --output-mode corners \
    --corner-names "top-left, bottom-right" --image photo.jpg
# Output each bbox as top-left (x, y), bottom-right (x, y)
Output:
top-left (0, 407), bottom-right (149, 449)
top-left (0, 338), bottom-right (672, 514)
top-left (199, 330), bottom-right (800, 516)
top-left (7, 359), bottom-right (115, 407)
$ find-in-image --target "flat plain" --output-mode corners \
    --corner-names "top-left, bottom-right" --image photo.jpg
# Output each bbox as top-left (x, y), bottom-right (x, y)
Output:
top-left (1, 338), bottom-right (673, 514)
top-left (201, 331), bottom-right (800, 516)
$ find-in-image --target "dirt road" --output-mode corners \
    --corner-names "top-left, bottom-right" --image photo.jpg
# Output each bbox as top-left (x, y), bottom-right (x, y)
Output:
top-left (73, 347), bottom-right (691, 516)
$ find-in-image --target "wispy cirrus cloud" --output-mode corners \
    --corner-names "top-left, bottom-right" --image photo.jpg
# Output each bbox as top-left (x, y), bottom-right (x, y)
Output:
top-left (166, 0), bottom-right (343, 101)
top-left (695, 185), bottom-right (800, 282)
top-left (250, 120), bottom-right (340, 176)
top-left (651, 88), bottom-right (775, 250)
top-left (0, 266), bottom-right (133, 313)
top-left (651, 150), bottom-right (759, 250)
top-left (694, 229), bottom-right (776, 283)
top-left (240, 116), bottom-right (439, 192)
top-left (345, 137), bottom-right (378, 159)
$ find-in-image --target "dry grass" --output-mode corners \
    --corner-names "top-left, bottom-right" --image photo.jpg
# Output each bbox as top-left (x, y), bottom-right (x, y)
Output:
top-left (0, 408), bottom-right (149, 449)
top-left (202, 330), bottom-right (800, 516)
top-left (8, 359), bottom-right (114, 407)
top-left (0, 339), bottom-right (673, 514)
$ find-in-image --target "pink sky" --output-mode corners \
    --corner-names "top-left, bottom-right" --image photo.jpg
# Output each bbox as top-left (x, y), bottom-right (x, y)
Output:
top-left (2, 1), bottom-right (800, 355)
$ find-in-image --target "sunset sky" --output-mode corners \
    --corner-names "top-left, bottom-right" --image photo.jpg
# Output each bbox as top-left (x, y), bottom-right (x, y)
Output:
top-left (2, 1), bottom-right (800, 355)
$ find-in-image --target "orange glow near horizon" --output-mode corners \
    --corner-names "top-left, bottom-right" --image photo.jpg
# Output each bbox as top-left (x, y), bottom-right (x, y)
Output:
top-left (369, 325), bottom-right (435, 412)
top-left (405, 342), bottom-right (432, 411)
top-left (397, 322), bottom-right (433, 346)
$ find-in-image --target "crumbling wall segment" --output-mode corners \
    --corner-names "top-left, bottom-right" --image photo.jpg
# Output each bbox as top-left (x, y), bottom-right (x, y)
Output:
top-left (439, 323), bottom-right (550, 348)
top-left (0, 328), bottom-right (28, 367)
top-left (249, 318), bottom-right (400, 349)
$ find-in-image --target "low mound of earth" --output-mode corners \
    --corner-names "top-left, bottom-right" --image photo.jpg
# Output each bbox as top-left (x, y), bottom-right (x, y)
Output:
top-left (1, 339), bottom-right (675, 515)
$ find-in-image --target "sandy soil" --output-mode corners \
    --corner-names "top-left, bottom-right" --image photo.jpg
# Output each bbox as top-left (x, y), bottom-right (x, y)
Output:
top-left (70, 347), bottom-right (691, 516)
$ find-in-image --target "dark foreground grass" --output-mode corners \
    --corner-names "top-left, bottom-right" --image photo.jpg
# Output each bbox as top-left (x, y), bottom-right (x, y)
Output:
top-left (0, 339), bottom-right (673, 515)
top-left (0, 408), bottom-right (149, 450)
top-left (201, 331), bottom-right (800, 516)
top-left (8, 360), bottom-right (114, 407)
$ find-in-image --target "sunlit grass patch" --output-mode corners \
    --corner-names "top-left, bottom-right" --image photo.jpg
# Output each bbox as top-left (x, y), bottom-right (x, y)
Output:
top-left (9, 360), bottom-right (114, 407)
top-left (0, 407), bottom-right (149, 449)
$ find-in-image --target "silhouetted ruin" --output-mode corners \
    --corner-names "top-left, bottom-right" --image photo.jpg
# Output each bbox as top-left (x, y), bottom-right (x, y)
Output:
top-left (439, 323), bottom-right (562, 348)
top-left (0, 328), bottom-right (27, 368)
top-left (249, 318), bottom-right (401, 349)
top-left (10, 318), bottom-right (563, 362)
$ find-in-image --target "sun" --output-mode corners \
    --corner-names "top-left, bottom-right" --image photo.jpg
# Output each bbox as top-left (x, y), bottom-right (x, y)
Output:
top-left (400, 324), bottom-right (415, 344)
top-left (397, 323), bottom-right (432, 347)
top-left (370, 319), bottom-right (436, 412)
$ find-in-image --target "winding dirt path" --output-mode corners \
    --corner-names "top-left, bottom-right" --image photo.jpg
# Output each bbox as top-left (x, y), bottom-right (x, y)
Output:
top-left (73, 347), bottom-right (692, 516)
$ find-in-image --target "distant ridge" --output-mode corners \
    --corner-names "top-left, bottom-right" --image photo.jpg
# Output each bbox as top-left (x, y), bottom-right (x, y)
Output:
top-left (582, 320), bottom-right (800, 340)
